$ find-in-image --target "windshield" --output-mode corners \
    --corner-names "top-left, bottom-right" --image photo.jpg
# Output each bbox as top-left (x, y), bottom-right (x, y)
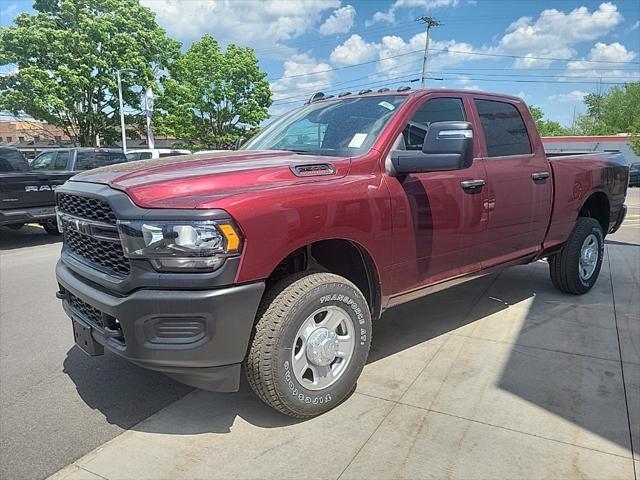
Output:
top-left (243, 95), bottom-right (406, 156)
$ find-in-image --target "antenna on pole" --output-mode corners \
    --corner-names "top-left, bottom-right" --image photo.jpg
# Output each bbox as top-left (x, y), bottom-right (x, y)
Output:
top-left (417, 16), bottom-right (441, 88)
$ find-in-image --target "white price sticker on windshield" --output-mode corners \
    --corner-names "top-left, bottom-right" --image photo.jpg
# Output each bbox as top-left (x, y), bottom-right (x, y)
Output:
top-left (348, 133), bottom-right (368, 148)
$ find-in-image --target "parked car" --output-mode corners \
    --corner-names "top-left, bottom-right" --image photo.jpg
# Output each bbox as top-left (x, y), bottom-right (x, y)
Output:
top-left (125, 148), bottom-right (191, 161)
top-left (54, 88), bottom-right (629, 418)
top-left (629, 162), bottom-right (640, 187)
top-left (1, 147), bottom-right (126, 233)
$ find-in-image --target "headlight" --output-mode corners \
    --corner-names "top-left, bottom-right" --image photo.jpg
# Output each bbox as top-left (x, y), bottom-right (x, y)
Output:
top-left (117, 220), bottom-right (241, 272)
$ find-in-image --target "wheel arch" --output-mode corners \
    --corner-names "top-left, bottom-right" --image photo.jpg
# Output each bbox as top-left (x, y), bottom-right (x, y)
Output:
top-left (264, 238), bottom-right (383, 321)
top-left (578, 191), bottom-right (610, 233)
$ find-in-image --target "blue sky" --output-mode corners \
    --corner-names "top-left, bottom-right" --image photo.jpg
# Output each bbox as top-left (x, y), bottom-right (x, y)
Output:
top-left (2, 0), bottom-right (639, 125)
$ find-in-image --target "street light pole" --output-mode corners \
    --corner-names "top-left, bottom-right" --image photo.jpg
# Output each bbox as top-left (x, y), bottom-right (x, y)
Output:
top-left (116, 69), bottom-right (127, 153)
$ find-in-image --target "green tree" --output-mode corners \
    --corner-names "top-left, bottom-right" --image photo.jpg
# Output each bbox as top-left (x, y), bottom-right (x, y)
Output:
top-left (577, 83), bottom-right (640, 138)
top-left (0, 0), bottom-right (180, 146)
top-left (528, 105), bottom-right (568, 137)
top-left (156, 35), bottom-right (272, 149)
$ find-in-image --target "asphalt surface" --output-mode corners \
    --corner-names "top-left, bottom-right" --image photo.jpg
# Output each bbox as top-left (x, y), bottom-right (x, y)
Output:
top-left (1, 188), bottom-right (639, 480)
top-left (0, 226), bottom-right (192, 480)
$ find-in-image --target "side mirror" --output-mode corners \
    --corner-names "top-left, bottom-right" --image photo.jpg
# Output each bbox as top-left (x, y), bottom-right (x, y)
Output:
top-left (388, 121), bottom-right (474, 176)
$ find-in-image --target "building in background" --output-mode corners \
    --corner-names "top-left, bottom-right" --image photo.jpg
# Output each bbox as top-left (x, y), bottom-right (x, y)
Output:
top-left (542, 135), bottom-right (639, 164)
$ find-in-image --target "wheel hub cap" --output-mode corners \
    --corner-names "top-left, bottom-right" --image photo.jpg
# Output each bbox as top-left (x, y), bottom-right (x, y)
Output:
top-left (579, 233), bottom-right (599, 280)
top-left (306, 328), bottom-right (339, 366)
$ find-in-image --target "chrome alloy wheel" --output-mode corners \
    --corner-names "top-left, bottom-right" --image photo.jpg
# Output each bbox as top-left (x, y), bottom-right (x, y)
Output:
top-left (579, 233), bottom-right (599, 281)
top-left (291, 306), bottom-right (356, 391)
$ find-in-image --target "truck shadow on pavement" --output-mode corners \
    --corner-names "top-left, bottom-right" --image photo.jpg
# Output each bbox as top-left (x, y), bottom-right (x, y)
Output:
top-left (63, 252), bottom-right (637, 457)
top-left (0, 225), bottom-right (62, 250)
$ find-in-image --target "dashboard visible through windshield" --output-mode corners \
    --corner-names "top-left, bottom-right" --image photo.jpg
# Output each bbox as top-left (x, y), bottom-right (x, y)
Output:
top-left (242, 95), bottom-right (407, 157)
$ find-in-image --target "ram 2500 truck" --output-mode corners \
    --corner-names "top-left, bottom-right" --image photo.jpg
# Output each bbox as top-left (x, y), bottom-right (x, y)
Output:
top-left (1, 147), bottom-right (126, 233)
top-left (54, 89), bottom-right (629, 418)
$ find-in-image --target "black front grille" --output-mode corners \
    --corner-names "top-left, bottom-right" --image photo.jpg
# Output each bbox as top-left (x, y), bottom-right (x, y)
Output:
top-left (65, 228), bottom-right (131, 275)
top-left (58, 194), bottom-right (117, 225)
top-left (69, 293), bottom-right (104, 328)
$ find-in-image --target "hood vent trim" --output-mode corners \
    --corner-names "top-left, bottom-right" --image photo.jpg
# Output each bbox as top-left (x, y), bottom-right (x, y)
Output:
top-left (291, 163), bottom-right (336, 177)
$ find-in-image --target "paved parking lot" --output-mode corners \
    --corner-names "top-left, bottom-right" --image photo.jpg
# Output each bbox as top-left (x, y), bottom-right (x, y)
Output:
top-left (1, 190), bottom-right (639, 480)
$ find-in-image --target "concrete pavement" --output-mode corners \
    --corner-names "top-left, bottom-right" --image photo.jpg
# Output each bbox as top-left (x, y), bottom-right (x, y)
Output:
top-left (46, 191), bottom-right (639, 480)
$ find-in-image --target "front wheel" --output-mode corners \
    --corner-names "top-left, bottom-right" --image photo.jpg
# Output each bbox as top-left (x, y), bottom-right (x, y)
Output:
top-left (42, 219), bottom-right (61, 235)
top-left (245, 272), bottom-right (372, 418)
top-left (549, 217), bottom-right (604, 295)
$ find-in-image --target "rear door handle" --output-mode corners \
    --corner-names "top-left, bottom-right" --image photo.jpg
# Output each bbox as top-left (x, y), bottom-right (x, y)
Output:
top-left (460, 179), bottom-right (486, 191)
top-left (531, 171), bottom-right (550, 181)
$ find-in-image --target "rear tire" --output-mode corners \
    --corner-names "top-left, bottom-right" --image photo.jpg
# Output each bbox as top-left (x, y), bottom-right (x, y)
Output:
top-left (549, 217), bottom-right (604, 295)
top-left (245, 272), bottom-right (372, 418)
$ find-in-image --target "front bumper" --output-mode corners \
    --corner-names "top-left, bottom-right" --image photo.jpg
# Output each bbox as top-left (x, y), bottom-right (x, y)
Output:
top-left (0, 205), bottom-right (56, 226)
top-left (56, 260), bottom-right (265, 391)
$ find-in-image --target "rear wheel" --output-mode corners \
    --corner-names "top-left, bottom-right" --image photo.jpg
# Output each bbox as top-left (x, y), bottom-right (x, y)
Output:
top-left (549, 217), bottom-right (604, 295)
top-left (245, 272), bottom-right (372, 418)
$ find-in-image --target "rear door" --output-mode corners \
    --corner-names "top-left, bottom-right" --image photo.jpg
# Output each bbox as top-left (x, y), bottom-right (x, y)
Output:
top-left (472, 97), bottom-right (552, 267)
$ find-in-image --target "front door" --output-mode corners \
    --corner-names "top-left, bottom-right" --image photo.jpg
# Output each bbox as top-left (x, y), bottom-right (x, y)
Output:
top-left (388, 95), bottom-right (489, 296)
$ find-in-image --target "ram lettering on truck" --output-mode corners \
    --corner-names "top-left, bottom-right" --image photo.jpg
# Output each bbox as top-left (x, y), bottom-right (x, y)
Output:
top-left (54, 88), bottom-right (629, 418)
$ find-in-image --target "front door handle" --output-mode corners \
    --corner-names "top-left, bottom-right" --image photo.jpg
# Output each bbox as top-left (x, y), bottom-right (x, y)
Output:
top-left (460, 179), bottom-right (486, 192)
top-left (531, 171), bottom-right (550, 181)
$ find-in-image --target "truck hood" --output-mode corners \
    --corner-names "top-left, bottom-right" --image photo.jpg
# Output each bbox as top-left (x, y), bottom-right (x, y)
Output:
top-left (72, 150), bottom-right (350, 209)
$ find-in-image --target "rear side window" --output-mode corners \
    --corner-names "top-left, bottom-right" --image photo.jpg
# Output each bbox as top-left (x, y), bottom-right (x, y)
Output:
top-left (0, 148), bottom-right (30, 172)
top-left (475, 99), bottom-right (532, 157)
top-left (126, 152), bottom-right (153, 161)
top-left (75, 151), bottom-right (127, 171)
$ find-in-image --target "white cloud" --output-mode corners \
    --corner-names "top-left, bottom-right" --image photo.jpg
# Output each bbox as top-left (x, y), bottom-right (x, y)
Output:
top-left (629, 20), bottom-right (640, 32)
top-left (564, 42), bottom-right (639, 80)
top-left (329, 34), bottom-right (377, 66)
top-left (270, 53), bottom-right (334, 103)
top-left (368, 0), bottom-right (459, 26)
top-left (319, 5), bottom-right (356, 35)
top-left (549, 90), bottom-right (589, 102)
top-left (142, 0), bottom-right (339, 57)
top-left (499, 2), bottom-right (624, 69)
top-left (330, 31), bottom-right (494, 78)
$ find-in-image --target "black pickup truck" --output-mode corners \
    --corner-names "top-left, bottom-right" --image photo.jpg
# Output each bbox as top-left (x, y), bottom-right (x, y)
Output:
top-left (0, 147), bottom-right (126, 233)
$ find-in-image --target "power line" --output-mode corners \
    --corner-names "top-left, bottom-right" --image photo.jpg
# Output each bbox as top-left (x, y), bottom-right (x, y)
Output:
top-left (268, 47), bottom-right (639, 83)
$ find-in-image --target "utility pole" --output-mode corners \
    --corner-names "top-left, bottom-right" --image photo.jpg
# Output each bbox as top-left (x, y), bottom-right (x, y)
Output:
top-left (418, 16), bottom-right (441, 88)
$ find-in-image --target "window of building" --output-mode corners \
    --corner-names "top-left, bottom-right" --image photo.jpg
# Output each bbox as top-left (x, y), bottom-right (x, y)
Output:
top-left (33, 136), bottom-right (40, 143)
top-left (474, 99), bottom-right (532, 157)
top-left (18, 136), bottom-right (25, 142)
top-left (6, 136), bottom-right (12, 143)
top-left (54, 136), bottom-right (62, 142)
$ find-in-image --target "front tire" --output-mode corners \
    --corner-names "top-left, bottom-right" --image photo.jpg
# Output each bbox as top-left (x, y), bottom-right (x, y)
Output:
top-left (42, 220), bottom-right (61, 235)
top-left (549, 217), bottom-right (604, 295)
top-left (245, 272), bottom-right (372, 418)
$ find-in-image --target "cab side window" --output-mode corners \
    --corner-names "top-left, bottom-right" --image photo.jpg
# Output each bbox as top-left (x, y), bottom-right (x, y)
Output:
top-left (474, 99), bottom-right (532, 157)
top-left (31, 152), bottom-right (57, 170)
top-left (403, 98), bottom-right (465, 150)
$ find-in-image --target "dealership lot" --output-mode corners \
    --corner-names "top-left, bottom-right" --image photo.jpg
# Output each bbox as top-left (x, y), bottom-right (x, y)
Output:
top-left (1, 190), bottom-right (638, 480)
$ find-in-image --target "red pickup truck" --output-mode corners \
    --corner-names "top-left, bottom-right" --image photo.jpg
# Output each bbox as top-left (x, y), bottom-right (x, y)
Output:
top-left (55, 88), bottom-right (629, 418)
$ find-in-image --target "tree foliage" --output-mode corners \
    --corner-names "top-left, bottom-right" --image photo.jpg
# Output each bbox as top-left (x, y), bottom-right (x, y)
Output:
top-left (155, 35), bottom-right (272, 150)
top-left (0, 0), bottom-right (180, 146)
top-left (528, 105), bottom-right (569, 137)
top-left (577, 83), bottom-right (640, 155)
